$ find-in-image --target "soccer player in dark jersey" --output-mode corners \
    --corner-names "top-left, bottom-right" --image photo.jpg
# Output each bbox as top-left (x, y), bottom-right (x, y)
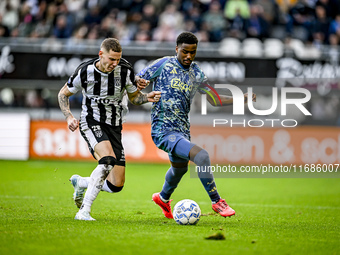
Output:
top-left (137, 32), bottom-right (256, 218)
top-left (58, 38), bottom-right (161, 221)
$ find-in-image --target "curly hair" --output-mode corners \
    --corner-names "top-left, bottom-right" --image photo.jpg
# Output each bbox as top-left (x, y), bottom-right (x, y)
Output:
top-left (176, 32), bottom-right (198, 46)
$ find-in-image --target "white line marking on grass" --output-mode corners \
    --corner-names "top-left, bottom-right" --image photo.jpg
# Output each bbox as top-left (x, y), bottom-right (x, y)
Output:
top-left (197, 201), bottom-right (340, 210)
top-left (0, 195), bottom-right (55, 200)
top-left (1, 195), bottom-right (340, 210)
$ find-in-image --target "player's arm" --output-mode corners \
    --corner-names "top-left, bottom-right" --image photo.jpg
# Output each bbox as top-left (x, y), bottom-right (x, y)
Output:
top-left (58, 83), bottom-right (79, 132)
top-left (127, 90), bottom-right (161, 105)
top-left (201, 83), bottom-right (256, 106)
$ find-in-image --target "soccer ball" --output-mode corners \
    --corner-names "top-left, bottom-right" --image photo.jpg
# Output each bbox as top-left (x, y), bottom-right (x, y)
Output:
top-left (173, 199), bottom-right (201, 225)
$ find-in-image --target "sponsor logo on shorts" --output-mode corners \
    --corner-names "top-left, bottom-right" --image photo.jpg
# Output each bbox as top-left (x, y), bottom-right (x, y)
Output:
top-left (92, 125), bottom-right (103, 138)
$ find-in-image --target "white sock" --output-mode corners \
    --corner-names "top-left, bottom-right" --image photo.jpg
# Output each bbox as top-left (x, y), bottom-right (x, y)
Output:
top-left (81, 164), bottom-right (112, 212)
top-left (78, 177), bottom-right (90, 189)
top-left (101, 180), bottom-right (113, 193)
top-left (78, 177), bottom-right (114, 193)
top-left (159, 193), bottom-right (169, 203)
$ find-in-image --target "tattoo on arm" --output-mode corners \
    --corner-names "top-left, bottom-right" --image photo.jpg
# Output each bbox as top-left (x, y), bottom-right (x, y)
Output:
top-left (131, 92), bottom-right (148, 105)
top-left (58, 90), bottom-right (72, 119)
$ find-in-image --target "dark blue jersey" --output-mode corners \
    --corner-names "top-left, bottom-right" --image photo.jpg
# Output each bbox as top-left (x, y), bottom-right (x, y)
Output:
top-left (138, 56), bottom-right (208, 139)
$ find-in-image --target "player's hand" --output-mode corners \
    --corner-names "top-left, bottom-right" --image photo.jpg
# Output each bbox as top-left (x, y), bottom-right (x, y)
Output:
top-left (66, 116), bottom-right (79, 132)
top-left (244, 92), bottom-right (256, 103)
top-left (147, 91), bottom-right (161, 102)
top-left (136, 76), bottom-right (150, 91)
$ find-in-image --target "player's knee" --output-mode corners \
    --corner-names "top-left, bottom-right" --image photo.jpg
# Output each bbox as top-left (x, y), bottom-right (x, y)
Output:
top-left (193, 149), bottom-right (210, 166)
top-left (106, 180), bottom-right (124, 193)
top-left (98, 156), bottom-right (116, 168)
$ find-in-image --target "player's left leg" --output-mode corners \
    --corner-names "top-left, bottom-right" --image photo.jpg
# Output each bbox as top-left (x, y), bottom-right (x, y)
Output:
top-left (189, 145), bottom-right (235, 217)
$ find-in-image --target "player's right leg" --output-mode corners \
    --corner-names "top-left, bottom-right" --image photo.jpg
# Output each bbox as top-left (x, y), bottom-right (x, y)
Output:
top-left (151, 133), bottom-right (192, 219)
top-left (75, 153), bottom-right (115, 221)
top-left (152, 160), bottom-right (188, 219)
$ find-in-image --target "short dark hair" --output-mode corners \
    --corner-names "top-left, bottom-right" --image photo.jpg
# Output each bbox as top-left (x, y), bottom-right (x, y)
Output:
top-left (176, 32), bottom-right (198, 46)
top-left (100, 38), bottom-right (122, 52)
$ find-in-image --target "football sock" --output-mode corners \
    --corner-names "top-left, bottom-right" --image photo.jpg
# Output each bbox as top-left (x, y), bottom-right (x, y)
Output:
top-left (102, 180), bottom-right (124, 193)
top-left (160, 166), bottom-right (188, 201)
top-left (192, 149), bottom-right (221, 203)
top-left (81, 164), bottom-right (113, 212)
top-left (77, 178), bottom-right (120, 193)
top-left (78, 177), bottom-right (90, 189)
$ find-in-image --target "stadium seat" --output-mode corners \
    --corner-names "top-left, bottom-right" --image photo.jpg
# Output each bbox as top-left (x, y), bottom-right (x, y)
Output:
top-left (264, 38), bottom-right (284, 58)
top-left (242, 38), bottom-right (263, 58)
top-left (218, 37), bottom-right (241, 57)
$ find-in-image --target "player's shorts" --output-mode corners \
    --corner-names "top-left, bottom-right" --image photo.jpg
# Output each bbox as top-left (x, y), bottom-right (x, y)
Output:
top-left (152, 132), bottom-right (195, 163)
top-left (79, 118), bottom-right (125, 166)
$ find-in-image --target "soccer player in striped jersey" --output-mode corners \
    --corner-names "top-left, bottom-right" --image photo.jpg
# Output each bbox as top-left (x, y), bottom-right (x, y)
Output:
top-left (58, 38), bottom-right (161, 221)
top-left (137, 32), bottom-right (256, 218)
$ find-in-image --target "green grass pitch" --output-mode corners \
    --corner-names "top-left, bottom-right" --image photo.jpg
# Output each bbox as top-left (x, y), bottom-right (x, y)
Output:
top-left (0, 160), bottom-right (339, 255)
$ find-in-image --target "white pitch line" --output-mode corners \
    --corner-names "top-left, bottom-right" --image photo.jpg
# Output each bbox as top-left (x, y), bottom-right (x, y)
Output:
top-left (191, 201), bottom-right (340, 210)
top-left (1, 195), bottom-right (339, 210)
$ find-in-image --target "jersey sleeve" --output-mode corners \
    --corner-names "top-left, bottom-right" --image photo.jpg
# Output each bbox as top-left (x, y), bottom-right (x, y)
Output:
top-left (67, 68), bottom-right (82, 94)
top-left (196, 66), bottom-right (210, 94)
top-left (137, 57), bottom-right (170, 81)
top-left (125, 68), bottom-right (138, 94)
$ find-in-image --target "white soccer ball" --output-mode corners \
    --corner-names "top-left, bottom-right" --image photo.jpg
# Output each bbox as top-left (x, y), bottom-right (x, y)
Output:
top-left (173, 199), bottom-right (201, 225)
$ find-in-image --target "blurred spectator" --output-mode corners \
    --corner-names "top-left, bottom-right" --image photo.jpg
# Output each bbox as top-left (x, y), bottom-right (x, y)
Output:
top-left (133, 20), bottom-right (152, 41)
top-left (253, 0), bottom-right (278, 24)
top-left (17, 1), bottom-right (35, 37)
top-left (315, 0), bottom-right (340, 19)
top-left (184, 6), bottom-right (202, 30)
top-left (1, 1), bottom-right (19, 31)
top-left (201, 0), bottom-right (228, 42)
top-left (158, 4), bottom-right (184, 31)
top-left (0, 0), bottom-right (338, 46)
top-left (65, 0), bottom-right (87, 26)
top-left (53, 14), bottom-right (73, 38)
top-left (228, 8), bottom-right (247, 39)
top-left (129, 0), bottom-right (146, 14)
top-left (184, 20), bottom-right (199, 34)
top-left (148, 0), bottom-right (167, 15)
top-left (245, 4), bottom-right (270, 40)
top-left (288, 0), bottom-right (315, 39)
top-left (224, 0), bottom-right (250, 20)
top-left (152, 3), bottom-right (184, 42)
top-left (66, 24), bottom-right (88, 50)
top-left (152, 22), bottom-right (178, 42)
top-left (309, 5), bottom-right (331, 46)
top-left (84, 5), bottom-right (103, 27)
top-left (141, 4), bottom-right (158, 30)
top-left (329, 14), bottom-right (340, 40)
top-left (97, 15), bottom-right (115, 38)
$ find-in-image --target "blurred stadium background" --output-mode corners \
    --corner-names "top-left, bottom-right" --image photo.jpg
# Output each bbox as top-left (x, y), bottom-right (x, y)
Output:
top-left (0, 0), bottom-right (339, 165)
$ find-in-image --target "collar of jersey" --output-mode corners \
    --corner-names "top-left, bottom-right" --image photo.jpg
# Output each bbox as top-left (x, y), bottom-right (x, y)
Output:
top-left (93, 59), bottom-right (113, 75)
top-left (174, 56), bottom-right (190, 71)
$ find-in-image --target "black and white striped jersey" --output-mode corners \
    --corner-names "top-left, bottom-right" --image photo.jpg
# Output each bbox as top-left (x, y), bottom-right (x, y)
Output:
top-left (67, 58), bottom-right (137, 127)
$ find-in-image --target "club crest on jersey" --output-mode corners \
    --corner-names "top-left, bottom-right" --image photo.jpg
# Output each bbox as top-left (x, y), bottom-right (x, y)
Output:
top-left (92, 125), bottom-right (103, 138)
top-left (114, 77), bottom-right (121, 87)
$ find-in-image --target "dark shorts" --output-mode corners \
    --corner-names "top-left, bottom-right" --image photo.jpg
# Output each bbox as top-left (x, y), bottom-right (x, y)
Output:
top-left (152, 132), bottom-right (194, 163)
top-left (79, 118), bottom-right (125, 166)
